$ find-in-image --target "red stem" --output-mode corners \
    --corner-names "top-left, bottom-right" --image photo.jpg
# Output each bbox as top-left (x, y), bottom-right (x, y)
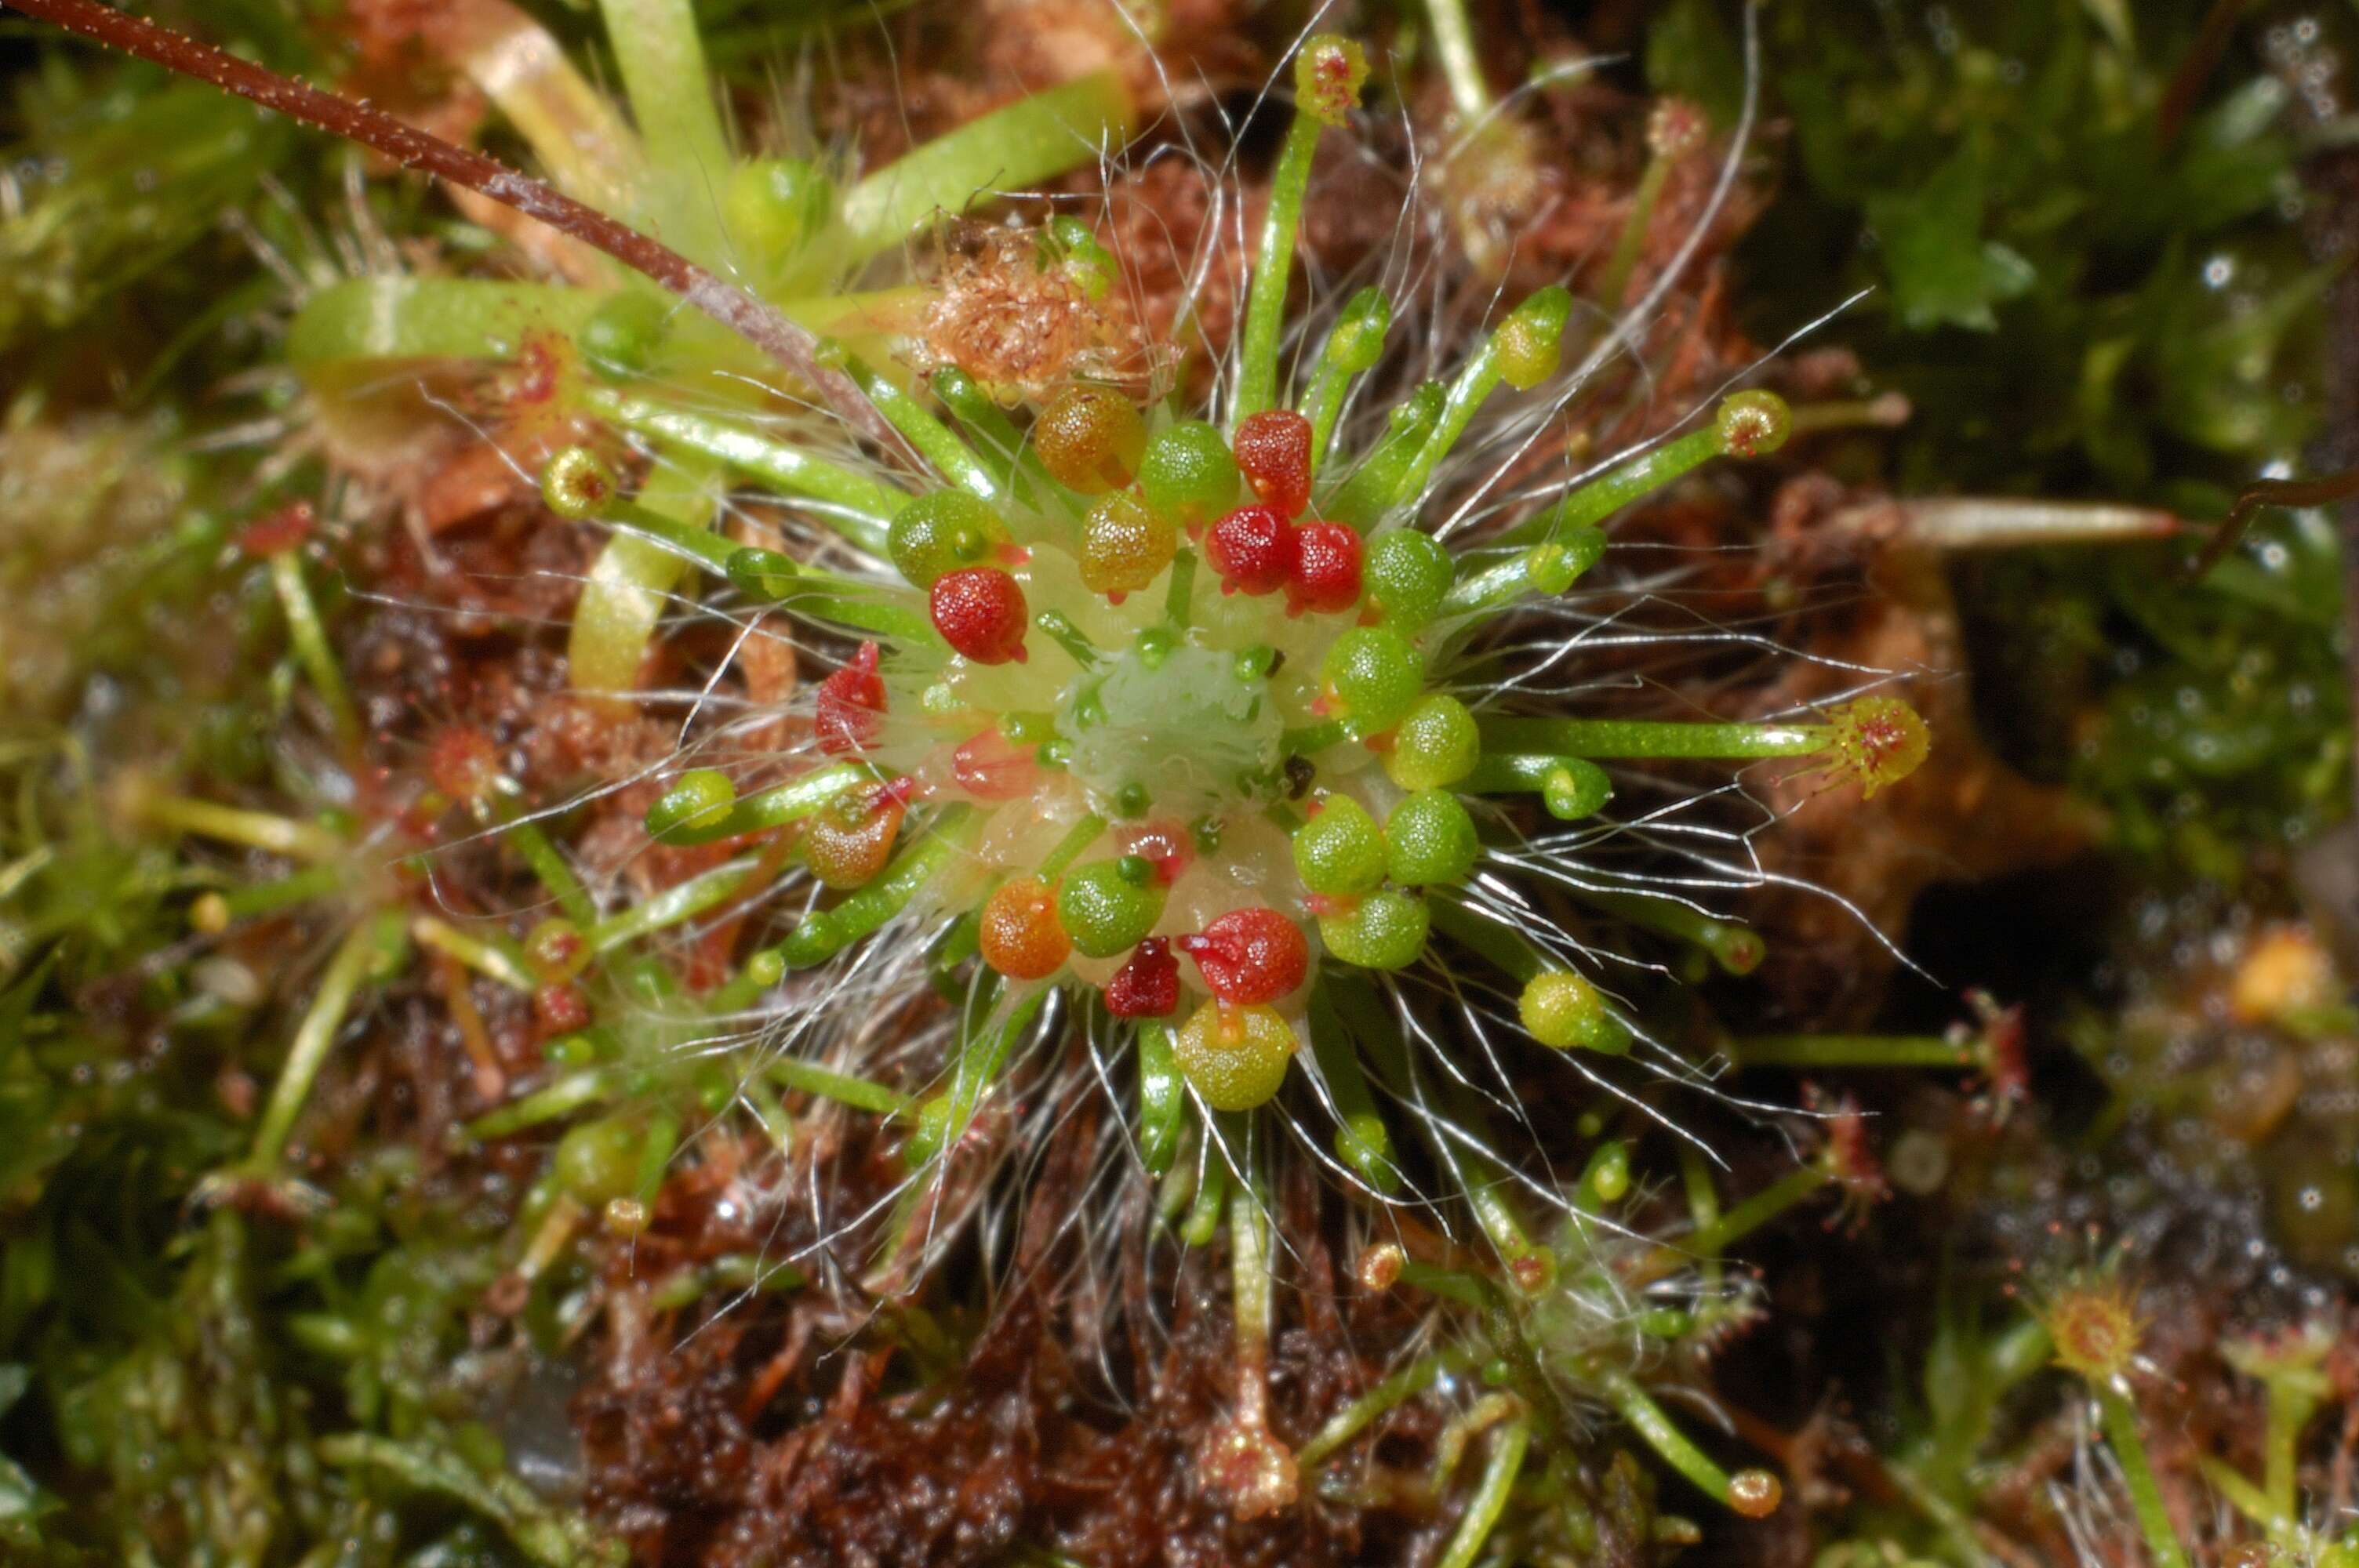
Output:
top-left (5, 0), bottom-right (904, 456)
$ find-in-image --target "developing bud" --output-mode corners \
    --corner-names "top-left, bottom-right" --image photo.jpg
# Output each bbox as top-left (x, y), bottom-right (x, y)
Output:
top-left (580, 290), bottom-right (671, 377)
top-left (1079, 492), bottom-right (1178, 598)
top-left (1057, 856), bottom-right (1168, 958)
top-left (1319, 626), bottom-right (1423, 733)
top-left (1383, 695), bottom-right (1479, 790)
top-left (1138, 420), bottom-right (1241, 524)
top-left (980, 876), bottom-right (1070, 980)
top-left (1234, 408), bottom-right (1314, 519)
top-left (552, 1117), bottom-right (642, 1205)
top-left (1292, 794), bottom-right (1386, 898)
top-left (1106, 937), bottom-right (1180, 1017)
top-left (1173, 1000), bottom-right (1298, 1110)
top-left (1317, 890), bottom-right (1430, 970)
top-left (725, 157), bottom-right (834, 260)
top-left (1822, 695), bottom-right (1930, 797)
top-left (1383, 791), bottom-right (1479, 887)
top-left (930, 567), bottom-right (1030, 664)
top-left (890, 491), bottom-right (1012, 587)
top-left (1518, 969), bottom-right (1631, 1054)
top-left (1286, 521), bottom-right (1364, 616)
top-left (1326, 287), bottom-right (1391, 375)
top-left (1035, 384), bottom-right (1147, 493)
top-left (804, 789), bottom-right (904, 889)
top-left (647, 768), bottom-right (735, 839)
top-left (1180, 908), bottom-right (1309, 1005)
top-left (1361, 529), bottom-right (1455, 630)
top-left (1494, 286), bottom-right (1573, 391)
top-left (1207, 505), bottom-right (1298, 597)
top-left (814, 641), bottom-right (888, 754)
top-left (1715, 390), bottom-right (1791, 459)
top-left (541, 447), bottom-right (618, 519)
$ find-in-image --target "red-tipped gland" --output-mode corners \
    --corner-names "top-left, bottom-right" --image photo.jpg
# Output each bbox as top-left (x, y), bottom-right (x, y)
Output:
top-left (238, 499), bottom-right (316, 558)
top-left (1106, 938), bottom-right (1181, 1018)
top-left (1646, 96), bottom-right (1710, 162)
top-left (814, 641), bottom-right (888, 755)
top-left (1233, 409), bottom-right (1313, 519)
top-left (951, 728), bottom-right (1042, 801)
top-left (930, 567), bottom-right (1029, 664)
top-left (1206, 506), bottom-right (1297, 597)
top-left (1178, 907), bottom-right (1309, 1005)
top-left (427, 724), bottom-right (503, 804)
top-left (534, 982), bottom-right (591, 1036)
top-left (1295, 35), bottom-right (1370, 127)
top-left (1286, 521), bottom-right (1363, 616)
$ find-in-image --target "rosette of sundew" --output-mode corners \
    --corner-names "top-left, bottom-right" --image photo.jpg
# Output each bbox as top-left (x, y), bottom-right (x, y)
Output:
top-left (15, 0), bottom-right (1932, 1537)
top-left (589, 40), bottom-right (1927, 1228)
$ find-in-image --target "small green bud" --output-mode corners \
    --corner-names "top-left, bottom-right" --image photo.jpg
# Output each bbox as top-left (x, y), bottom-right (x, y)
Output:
top-left (1057, 857), bottom-right (1168, 958)
top-left (1384, 790), bottom-right (1479, 886)
top-left (1542, 759), bottom-right (1613, 820)
top-left (1579, 1138), bottom-right (1632, 1203)
top-left (1518, 969), bottom-right (1630, 1054)
top-left (541, 448), bottom-right (616, 520)
top-left (1327, 287), bottom-right (1391, 374)
top-left (525, 918), bottom-right (591, 982)
top-left (1525, 528), bottom-right (1605, 594)
top-left (1137, 420), bottom-right (1241, 525)
top-left (781, 911), bottom-right (840, 968)
top-left (647, 768), bottom-right (735, 839)
top-left (1043, 215), bottom-right (1117, 299)
top-left (1234, 644), bottom-right (1279, 682)
top-left (580, 291), bottom-right (671, 378)
top-left (1495, 285), bottom-right (1573, 390)
top-left (889, 491), bottom-right (1009, 587)
top-left (1292, 794), bottom-right (1386, 897)
top-left (552, 1117), bottom-right (642, 1205)
top-left (1320, 626), bottom-right (1423, 735)
top-left (726, 158), bottom-right (834, 260)
top-left (1173, 1000), bottom-right (1296, 1110)
top-left (1384, 695), bottom-right (1479, 791)
top-left (1716, 389), bottom-right (1791, 459)
top-left (1133, 625), bottom-right (1176, 668)
top-left (1318, 890), bottom-right (1430, 970)
top-left (906, 1093), bottom-right (952, 1166)
top-left (725, 546), bottom-right (798, 600)
top-left (1362, 529), bottom-right (1455, 630)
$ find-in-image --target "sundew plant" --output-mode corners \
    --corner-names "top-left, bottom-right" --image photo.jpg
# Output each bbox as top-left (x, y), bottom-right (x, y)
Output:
top-left (2, 0), bottom-right (1964, 1558)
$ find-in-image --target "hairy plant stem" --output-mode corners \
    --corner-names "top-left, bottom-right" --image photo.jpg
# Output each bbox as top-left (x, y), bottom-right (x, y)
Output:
top-left (2096, 1385), bottom-right (2194, 1568)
